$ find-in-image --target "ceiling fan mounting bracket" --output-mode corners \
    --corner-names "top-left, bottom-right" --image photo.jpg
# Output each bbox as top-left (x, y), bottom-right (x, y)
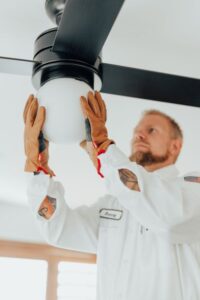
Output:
top-left (45, 0), bottom-right (66, 25)
top-left (32, 28), bottom-right (102, 90)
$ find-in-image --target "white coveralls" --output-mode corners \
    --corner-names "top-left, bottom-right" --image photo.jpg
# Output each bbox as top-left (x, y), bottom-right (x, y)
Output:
top-left (27, 145), bottom-right (200, 300)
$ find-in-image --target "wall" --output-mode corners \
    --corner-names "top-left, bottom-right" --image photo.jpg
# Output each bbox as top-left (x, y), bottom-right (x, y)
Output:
top-left (0, 201), bottom-right (44, 243)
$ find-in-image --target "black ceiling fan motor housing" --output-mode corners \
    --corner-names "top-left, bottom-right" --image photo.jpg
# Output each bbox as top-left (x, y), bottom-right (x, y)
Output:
top-left (32, 28), bottom-right (102, 90)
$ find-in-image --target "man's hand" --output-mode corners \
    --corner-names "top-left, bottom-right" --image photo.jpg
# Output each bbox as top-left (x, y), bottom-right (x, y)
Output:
top-left (23, 95), bottom-right (55, 177)
top-left (80, 91), bottom-right (114, 177)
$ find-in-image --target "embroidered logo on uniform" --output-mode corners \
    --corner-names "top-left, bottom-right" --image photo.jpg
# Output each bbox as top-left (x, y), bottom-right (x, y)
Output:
top-left (99, 209), bottom-right (123, 220)
top-left (184, 176), bottom-right (200, 183)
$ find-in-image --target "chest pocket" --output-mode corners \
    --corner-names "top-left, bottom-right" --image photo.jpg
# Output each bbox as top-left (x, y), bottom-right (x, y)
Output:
top-left (99, 208), bottom-right (123, 228)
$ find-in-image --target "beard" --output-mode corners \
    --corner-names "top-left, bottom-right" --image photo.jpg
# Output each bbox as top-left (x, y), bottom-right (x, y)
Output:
top-left (129, 150), bottom-right (170, 167)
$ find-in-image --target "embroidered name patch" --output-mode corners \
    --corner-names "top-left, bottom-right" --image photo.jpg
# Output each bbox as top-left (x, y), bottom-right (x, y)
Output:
top-left (99, 209), bottom-right (123, 220)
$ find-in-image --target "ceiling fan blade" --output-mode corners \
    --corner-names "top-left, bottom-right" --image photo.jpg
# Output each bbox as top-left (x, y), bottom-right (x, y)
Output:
top-left (100, 63), bottom-right (200, 107)
top-left (0, 56), bottom-right (36, 76)
top-left (52, 0), bottom-right (125, 64)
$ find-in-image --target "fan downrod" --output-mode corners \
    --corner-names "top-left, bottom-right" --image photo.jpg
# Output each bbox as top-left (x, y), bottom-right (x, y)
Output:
top-left (45, 0), bottom-right (66, 25)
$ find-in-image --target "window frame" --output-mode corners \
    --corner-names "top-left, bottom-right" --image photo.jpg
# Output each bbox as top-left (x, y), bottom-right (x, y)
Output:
top-left (0, 240), bottom-right (96, 300)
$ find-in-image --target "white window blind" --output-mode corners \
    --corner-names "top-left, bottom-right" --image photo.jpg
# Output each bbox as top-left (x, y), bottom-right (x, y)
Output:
top-left (57, 261), bottom-right (97, 300)
top-left (0, 257), bottom-right (47, 300)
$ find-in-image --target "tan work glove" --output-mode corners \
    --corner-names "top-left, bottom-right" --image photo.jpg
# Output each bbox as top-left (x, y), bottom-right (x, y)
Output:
top-left (23, 95), bottom-right (55, 176)
top-left (80, 91), bottom-right (114, 177)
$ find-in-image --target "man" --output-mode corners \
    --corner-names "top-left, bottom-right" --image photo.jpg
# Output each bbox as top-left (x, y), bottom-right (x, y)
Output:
top-left (24, 92), bottom-right (200, 300)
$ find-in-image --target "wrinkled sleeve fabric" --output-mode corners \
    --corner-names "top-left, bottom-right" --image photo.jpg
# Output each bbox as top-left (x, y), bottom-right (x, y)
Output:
top-left (27, 173), bottom-right (101, 254)
top-left (99, 144), bottom-right (200, 244)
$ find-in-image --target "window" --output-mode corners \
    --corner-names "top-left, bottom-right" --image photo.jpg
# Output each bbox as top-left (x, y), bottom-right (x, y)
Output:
top-left (58, 262), bottom-right (97, 300)
top-left (0, 257), bottom-right (47, 300)
top-left (0, 240), bottom-right (96, 300)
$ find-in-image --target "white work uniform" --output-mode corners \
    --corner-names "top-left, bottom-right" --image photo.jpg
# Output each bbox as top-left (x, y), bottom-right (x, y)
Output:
top-left (27, 145), bottom-right (200, 300)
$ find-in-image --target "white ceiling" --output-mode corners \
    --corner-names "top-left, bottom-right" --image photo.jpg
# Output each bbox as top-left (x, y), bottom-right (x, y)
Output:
top-left (0, 0), bottom-right (200, 208)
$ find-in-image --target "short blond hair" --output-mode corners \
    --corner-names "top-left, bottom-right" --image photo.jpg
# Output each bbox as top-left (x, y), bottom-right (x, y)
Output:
top-left (142, 109), bottom-right (183, 140)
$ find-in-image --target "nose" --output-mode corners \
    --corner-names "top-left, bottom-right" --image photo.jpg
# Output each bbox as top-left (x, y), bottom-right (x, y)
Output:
top-left (134, 130), bottom-right (146, 141)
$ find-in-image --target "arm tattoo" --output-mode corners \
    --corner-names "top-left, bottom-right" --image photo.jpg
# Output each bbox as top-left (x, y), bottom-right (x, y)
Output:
top-left (184, 176), bottom-right (200, 183)
top-left (118, 168), bottom-right (140, 192)
top-left (38, 195), bottom-right (57, 219)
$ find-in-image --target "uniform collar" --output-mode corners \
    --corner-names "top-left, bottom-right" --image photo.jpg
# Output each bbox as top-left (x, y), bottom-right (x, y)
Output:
top-left (152, 164), bottom-right (179, 180)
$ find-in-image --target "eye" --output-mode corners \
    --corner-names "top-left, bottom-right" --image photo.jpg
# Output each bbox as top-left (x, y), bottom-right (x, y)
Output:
top-left (148, 127), bottom-right (156, 134)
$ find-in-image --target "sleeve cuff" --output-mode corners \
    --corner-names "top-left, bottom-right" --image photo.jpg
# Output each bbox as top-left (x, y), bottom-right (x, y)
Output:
top-left (98, 144), bottom-right (130, 176)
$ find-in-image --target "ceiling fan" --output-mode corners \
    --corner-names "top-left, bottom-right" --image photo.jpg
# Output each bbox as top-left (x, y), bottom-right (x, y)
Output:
top-left (1, 0), bottom-right (200, 142)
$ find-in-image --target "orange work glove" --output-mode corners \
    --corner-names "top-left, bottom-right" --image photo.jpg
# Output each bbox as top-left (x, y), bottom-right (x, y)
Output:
top-left (80, 91), bottom-right (114, 177)
top-left (23, 95), bottom-right (55, 177)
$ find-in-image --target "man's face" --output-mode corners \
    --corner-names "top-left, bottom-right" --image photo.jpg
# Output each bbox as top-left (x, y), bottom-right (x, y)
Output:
top-left (130, 114), bottom-right (178, 167)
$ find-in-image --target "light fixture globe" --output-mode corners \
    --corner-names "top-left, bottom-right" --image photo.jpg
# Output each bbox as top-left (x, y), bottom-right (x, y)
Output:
top-left (32, 28), bottom-right (102, 144)
top-left (37, 78), bottom-right (91, 144)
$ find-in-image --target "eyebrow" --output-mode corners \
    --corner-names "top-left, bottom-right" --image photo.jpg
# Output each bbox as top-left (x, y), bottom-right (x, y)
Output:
top-left (134, 124), bottom-right (155, 131)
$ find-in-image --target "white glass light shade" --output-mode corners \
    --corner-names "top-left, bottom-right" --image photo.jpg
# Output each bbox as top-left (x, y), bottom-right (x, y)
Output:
top-left (37, 78), bottom-right (92, 144)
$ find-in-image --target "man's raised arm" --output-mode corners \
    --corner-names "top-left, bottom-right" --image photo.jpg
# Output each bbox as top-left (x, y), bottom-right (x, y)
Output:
top-left (23, 94), bottom-right (100, 254)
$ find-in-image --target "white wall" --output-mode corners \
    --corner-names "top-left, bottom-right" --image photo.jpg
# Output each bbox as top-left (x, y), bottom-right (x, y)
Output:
top-left (0, 201), bottom-right (44, 243)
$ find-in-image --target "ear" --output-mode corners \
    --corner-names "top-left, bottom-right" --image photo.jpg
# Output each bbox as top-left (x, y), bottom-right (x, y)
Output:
top-left (169, 138), bottom-right (182, 157)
